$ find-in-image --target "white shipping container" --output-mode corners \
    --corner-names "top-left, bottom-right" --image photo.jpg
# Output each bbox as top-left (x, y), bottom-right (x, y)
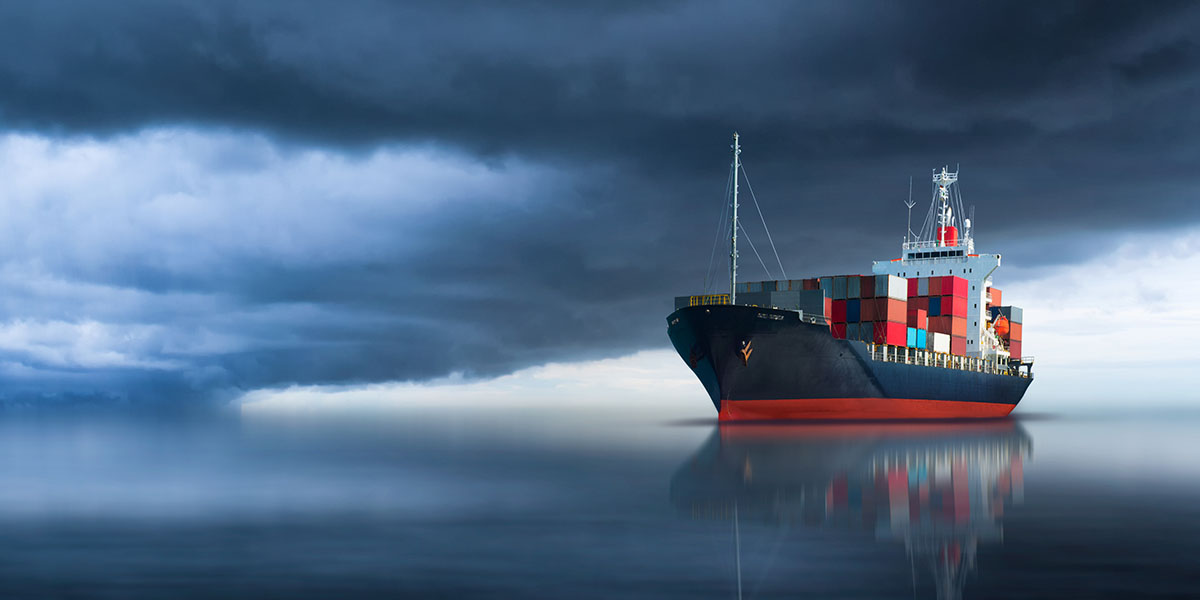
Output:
top-left (932, 332), bottom-right (950, 354)
top-left (885, 275), bottom-right (907, 300)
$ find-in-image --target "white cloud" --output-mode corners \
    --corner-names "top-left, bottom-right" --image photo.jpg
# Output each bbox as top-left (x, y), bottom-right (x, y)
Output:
top-left (0, 129), bottom-right (556, 272)
top-left (241, 348), bottom-right (706, 416)
top-left (990, 226), bottom-right (1200, 407)
top-left (0, 319), bottom-right (180, 371)
top-left (0, 129), bottom-right (562, 386)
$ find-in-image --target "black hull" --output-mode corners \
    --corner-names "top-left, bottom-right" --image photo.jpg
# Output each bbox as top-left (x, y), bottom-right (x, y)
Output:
top-left (666, 304), bottom-right (1032, 420)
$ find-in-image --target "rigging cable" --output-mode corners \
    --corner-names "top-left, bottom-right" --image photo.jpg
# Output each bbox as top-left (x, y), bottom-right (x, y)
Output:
top-left (739, 164), bottom-right (788, 280)
top-left (703, 165), bottom-right (735, 293)
top-left (738, 220), bottom-right (773, 280)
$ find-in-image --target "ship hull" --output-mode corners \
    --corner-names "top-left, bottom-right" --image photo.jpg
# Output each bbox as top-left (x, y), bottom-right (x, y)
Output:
top-left (667, 304), bottom-right (1031, 420)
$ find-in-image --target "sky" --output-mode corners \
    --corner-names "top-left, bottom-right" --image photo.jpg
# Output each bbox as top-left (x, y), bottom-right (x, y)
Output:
top-left (0, 1), bottom-right (1197, 409)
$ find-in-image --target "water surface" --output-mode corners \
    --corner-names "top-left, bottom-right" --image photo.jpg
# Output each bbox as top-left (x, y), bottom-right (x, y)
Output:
top-left (0, 408), bottom-right (1197, 598)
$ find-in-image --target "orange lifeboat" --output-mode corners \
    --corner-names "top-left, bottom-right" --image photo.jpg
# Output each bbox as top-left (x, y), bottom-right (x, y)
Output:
top-left (993, 314), bottom-right (1010, 338)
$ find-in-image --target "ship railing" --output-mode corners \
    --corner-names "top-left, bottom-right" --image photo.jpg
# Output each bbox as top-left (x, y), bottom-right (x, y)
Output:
top-left (866, 343), bottom-right (1032, 378)
top-left (688, 294), bottom-right (730, 307)
top-left (901, 238), bottom-right (975, 252)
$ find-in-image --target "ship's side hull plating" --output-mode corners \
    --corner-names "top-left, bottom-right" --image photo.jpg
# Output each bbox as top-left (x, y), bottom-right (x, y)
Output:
top-left (667, 305), bottom-right (1031, 420)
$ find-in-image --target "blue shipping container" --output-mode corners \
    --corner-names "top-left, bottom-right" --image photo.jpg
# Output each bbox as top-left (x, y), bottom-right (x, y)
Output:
top-left (907, 327), bottom-right (917, 347)
top-left (859, 321), bottom-right (874, 342)
top-left (928, 296), bottom-right (941, 317)
top-left (917, 329), bottom-right (927, 348)
top-left (847, 299), bottom-right (861, 322)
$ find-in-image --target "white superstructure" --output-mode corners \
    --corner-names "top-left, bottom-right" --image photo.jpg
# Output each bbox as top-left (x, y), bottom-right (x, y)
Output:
top-left (871, 167), bottom-right (1001, 358)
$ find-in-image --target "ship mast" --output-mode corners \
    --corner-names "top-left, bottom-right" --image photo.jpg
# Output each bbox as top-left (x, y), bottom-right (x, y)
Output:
top-left (730, 132), bottom-right (741, 305)
top-left (936, 167), bottom-right (956, 247)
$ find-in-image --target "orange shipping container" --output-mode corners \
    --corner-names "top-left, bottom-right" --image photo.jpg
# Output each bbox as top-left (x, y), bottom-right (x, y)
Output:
top-left (952, 316), bottom-right (967, 337)
top-left (988, 287), bottom-right (1002, 306)
top-left (880, 298), bottom-right (906, 323)
top-left (1009, 322), bottom-right (1022, 341)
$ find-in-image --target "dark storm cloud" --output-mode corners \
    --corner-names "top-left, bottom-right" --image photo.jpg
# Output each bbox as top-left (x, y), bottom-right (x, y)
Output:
top-left (0, 1), bottom-right (1199, 404)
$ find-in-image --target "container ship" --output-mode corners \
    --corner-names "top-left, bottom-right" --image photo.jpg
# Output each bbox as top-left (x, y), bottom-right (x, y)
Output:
top-left (666, 134), bottom-right (1033, 420)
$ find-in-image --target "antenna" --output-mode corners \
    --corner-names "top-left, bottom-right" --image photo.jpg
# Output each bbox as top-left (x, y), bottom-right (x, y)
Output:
top-left (904, 176), bottom-right (916, 244)
top-left (967, 205), bottom-right (975, 244)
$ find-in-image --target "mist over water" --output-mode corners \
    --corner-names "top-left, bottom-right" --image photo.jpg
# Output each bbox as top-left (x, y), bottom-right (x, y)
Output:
top-left (0, 407), bottom-right (1197, 598)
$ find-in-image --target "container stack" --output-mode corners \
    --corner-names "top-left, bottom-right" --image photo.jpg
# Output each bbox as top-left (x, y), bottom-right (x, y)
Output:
top-left (906, 275), bottom-right (969, 355)
top-left (725, 274), bottom-right (1004, 359)
top-left (989, 306), bottom-right (1024, 359)
top-left (823, 274), bottom-right (908, 345)
top-left (733, 280), bottom-right (833, 316)
top-left (906, 307), bottom-right (927, 350)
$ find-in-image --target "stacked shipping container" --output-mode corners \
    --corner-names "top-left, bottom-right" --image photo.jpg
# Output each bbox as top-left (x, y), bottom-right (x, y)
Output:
top-left (817, 274), bottom-right (909, 347)
top-left (907, 275), bottom-right (969, 355)
top-left (718, 274), bottom-right (1020, 359)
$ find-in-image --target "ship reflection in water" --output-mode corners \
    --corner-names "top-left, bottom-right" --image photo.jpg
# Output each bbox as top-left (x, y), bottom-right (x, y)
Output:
top-left (670, 421), bottom-right (1031, 600)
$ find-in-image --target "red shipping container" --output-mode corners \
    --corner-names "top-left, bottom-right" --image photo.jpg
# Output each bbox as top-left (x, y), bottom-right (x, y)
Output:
top-left (952, 316), bottom-right (967, 337)
top-left (909, 296), bottom-right (929, 312)
top-left (929, 276), bottom-right (942, 296)
top-left (830, 323), bottom-right (847, 339)
top-left (880, 298), bottom-right (906, 323)
top-left (874, 321), bottom-right (906, 346)
top-left (951, 335), bottom-right (966, 356)
top-left (825, 297), bottom-right (833, 319)
top-left (946, 276), bottom-right (968, 298)
top-left (908, 278), bottom-right (918, 298)
top-left (832, 299), bottom-right (847, 322)
top-left (942, 295), bottom-right (966, 317)
top-left (987, 287), bottom-right (1002, 306)
top-left (928, 316), bottom-right (953, 334)
top-left (861, 298), bottom-right (877, 322)
top-left (907, 308), bottom-right (927, 329)
top-left (1009, 340), bottom-right (1021, 359)
top-left (860, 275), bottom-right (875, 298)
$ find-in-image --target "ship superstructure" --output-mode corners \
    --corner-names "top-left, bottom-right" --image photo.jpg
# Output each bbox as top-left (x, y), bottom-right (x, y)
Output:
top-left (872, 167), bottom-right (1001, 359)
top-left (665, 135), bottom-right (1033, 420)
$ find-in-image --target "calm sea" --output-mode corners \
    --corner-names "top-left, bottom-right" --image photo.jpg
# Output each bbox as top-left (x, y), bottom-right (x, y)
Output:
top-left (0, 406), bottom-right (1197, 598)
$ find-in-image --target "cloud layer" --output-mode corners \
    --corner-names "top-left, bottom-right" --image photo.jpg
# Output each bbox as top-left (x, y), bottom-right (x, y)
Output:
top-left (0, 2), bottom-right (1199, 404)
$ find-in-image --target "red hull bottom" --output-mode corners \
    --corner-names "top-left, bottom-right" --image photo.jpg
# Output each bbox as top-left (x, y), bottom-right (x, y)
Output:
top-left (718, 397), bottom-right (1016, 421)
